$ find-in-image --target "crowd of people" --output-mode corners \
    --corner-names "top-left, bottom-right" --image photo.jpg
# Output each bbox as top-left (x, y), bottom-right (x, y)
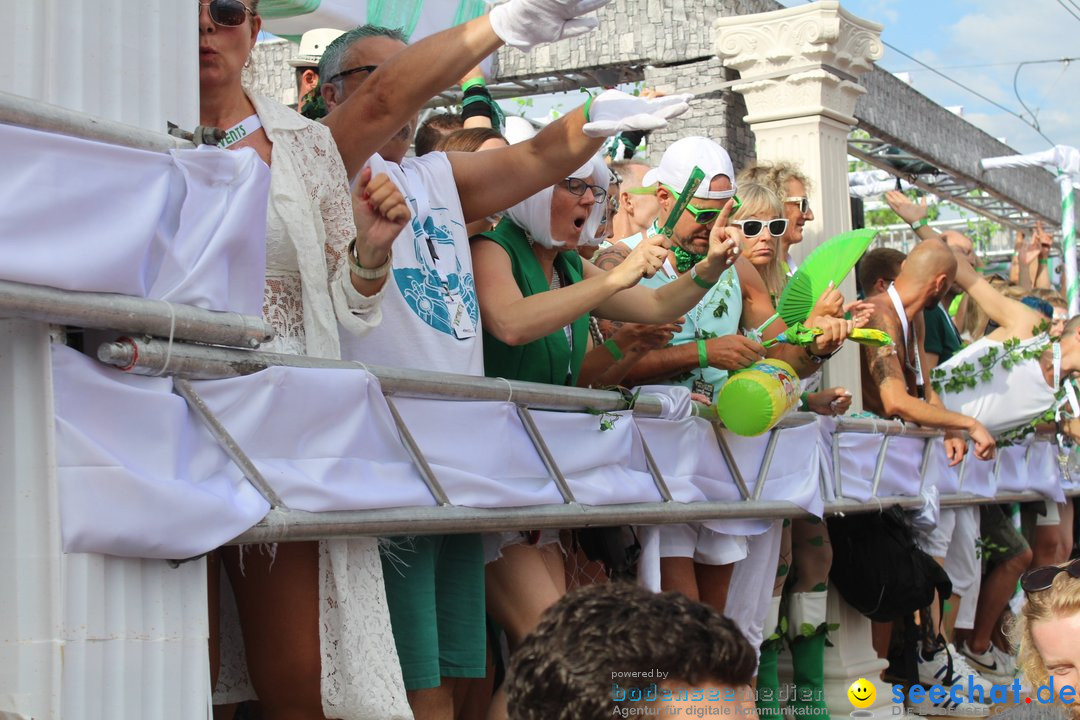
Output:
top-left (194, 1), bottom-right (1080, 719)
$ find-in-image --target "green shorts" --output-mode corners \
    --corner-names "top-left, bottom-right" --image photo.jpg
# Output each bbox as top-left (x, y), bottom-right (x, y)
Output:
top-left (979, 504), bottom-right (1029, 569)
top-left (380, 533), bottom-right (487, 691)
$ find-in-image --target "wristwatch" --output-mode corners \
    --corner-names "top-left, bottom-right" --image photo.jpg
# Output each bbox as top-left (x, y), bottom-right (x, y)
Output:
top-left (348, 239), bottom-right (392, 280)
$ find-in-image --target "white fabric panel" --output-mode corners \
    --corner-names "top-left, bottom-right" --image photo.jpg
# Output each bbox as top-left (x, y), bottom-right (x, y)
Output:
top-left (392, 397), bottom-right (564, 507)
top-left (53, 345), bottom-right (269, 559)
top-left (0, 124), bottom-right (268, 315)
top-left (958, 452), bottom-right (996, 498)
top-left (529, 410), bottom-right (661, 505)
top-left (0, 1), bottom-right (198, 133)
top-left (191, 367), bottom-right (435, 511)
top-left (824, 420), bottom-right (927, 502)
top-left (727, 422), bottom-right (824, 519)
top-left (992, 439), bottom-right (1065, 501)
top-left (637, 417), bottom-right (769, 536)
top-left (996, 439), bottom-right (1066, 502)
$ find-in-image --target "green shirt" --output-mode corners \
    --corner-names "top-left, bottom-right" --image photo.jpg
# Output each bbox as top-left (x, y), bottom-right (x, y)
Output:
top-left (922, 303), bottom-right (962, 364)
top-left (479, 219), bottom-right (589, 386)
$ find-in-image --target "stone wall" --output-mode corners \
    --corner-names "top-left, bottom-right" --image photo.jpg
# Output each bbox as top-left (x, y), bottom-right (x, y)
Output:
top-left (492, 0), bottom-right (782, 78)
top-left (247, 38), bottom-right (299, 107)
top-left (490, 0), bottom-right (783, 172)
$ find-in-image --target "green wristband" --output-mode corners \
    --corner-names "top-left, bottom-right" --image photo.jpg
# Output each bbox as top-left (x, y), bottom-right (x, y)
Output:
top-left (910, 218), bottom-right (929, 230)
top-left (603, 338), bottom-right (624, 362)
top-left (583, 93), bottom-right (595, 123)
top-left (460, 76), bottom-right (487, 92)
top-left (689, 264), bottom-right (713, 290)
top-left (697, 339), bottom-right (709, 369)
top-left (799, 392), bottom-right (810, 411)
top-left (1041, 259), bottom-right (1051, 266)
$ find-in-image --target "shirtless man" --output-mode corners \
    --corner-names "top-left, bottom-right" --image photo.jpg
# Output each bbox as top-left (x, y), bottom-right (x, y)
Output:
top-left (860, 239), bottom-right (995, 462)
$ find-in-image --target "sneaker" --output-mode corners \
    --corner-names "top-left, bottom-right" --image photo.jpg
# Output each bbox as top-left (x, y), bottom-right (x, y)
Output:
top-left (957, 640), bottom-right (1018, 684)
top-left (911, 644), bottom-right (992, 716)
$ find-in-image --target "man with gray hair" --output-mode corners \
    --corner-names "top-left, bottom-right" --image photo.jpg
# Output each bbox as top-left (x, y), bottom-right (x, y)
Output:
top-left (317, 9), bottom-right (695, 719)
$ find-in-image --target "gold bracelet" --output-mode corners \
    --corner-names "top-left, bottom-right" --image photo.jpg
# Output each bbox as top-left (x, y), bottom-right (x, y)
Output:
top-left (347, 239), bottom-right (392, 280)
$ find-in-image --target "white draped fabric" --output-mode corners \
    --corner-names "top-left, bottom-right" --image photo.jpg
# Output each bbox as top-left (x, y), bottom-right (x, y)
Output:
top-left (0, 123), bottom-right (268, 313)
top-left (53, 336), bottom-right (1072, 558)
top-left (53, 345), bottom-right (270, 559)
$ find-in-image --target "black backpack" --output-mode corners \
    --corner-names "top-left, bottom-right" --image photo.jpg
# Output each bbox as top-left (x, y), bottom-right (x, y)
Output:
top-left (827, 505), bottom-right (952, 622)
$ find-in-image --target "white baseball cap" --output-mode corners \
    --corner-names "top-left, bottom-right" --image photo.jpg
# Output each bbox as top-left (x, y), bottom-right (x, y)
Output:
top-left (641, 136), bottom-right (737, 200)
top-left (289, 28), bottom-right (345, 68)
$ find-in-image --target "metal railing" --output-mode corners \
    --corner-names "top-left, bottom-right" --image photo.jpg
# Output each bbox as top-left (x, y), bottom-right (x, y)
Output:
top-left (4, 93), bottom-right (1076, 551)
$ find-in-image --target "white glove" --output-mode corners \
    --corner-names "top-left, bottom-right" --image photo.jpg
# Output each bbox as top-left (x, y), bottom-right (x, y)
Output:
top-left (581, 89), bottom-right (694, 138)
top-left (489, 0), bottom-right (611, 52)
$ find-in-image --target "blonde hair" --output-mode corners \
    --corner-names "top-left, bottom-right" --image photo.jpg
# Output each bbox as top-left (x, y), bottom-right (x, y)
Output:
top-left (737, 161), bottom-right (812, 201)
top-left (733, 183), bottom-right (785, 299)
top-left (1011, 568), bottom-right (1080, 719)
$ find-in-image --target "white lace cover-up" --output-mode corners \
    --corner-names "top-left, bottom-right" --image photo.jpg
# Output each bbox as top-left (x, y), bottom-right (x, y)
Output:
top-left (213, 92), bottom-right (411, 720)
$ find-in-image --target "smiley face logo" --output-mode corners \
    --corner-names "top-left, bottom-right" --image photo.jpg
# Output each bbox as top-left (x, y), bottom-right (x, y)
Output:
top-left (848, 678), bottom-right (876, 708)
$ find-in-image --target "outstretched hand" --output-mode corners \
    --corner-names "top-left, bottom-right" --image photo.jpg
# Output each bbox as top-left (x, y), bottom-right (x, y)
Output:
top-left (884, 190), bottom-right (929, 227)
top-left (608, 233), bottom-right (671, 290)
top-left (490, 0), bottom-right (612, 52)
top-left (582, 89), bottom-right (694, 138)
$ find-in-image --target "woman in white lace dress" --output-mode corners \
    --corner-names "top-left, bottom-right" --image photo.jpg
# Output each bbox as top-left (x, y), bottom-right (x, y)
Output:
top-left (198, 1), bottom-right (412, 718)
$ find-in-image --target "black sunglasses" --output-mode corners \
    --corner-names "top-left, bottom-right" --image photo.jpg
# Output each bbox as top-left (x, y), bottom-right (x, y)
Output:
top-left (562, 177), bottom-right (607, 205)
top-left (199, 0), bottom-right (254, 27)
top-left (1021, 558), bottom-right (1080, 593)
top-left (732, 218), bottom-right (788, 238)
top-left (326, 65), bottom-right (379, 85)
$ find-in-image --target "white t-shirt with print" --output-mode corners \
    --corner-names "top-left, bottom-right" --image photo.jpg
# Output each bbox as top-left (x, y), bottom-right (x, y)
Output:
top-left (339, 152), bottom-right (483, 377)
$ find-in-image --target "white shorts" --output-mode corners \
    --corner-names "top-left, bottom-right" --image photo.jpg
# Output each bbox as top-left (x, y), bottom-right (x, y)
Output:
top-left (651, 523), bottom-right (749, 566)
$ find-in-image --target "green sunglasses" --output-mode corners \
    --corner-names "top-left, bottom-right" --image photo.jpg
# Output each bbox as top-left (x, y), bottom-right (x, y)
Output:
top-left (660, 184), bottom-right (740, 225)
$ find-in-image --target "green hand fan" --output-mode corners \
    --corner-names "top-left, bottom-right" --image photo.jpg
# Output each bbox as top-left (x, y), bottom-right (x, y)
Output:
top-left (775, 228), bottom-right (878, 327)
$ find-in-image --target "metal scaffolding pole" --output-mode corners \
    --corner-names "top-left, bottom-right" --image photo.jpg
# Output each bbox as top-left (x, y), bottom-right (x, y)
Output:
top-left (0, 89), bottom-right (192, 153)
top-left (1, 280), bottom-right (273, 349)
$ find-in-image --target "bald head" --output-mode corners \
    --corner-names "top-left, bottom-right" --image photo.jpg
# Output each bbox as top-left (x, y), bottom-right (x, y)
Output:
top-left (899, 240), bottom-right (957, 308)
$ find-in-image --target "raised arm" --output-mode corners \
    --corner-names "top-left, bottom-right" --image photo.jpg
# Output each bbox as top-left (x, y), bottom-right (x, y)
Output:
top-left (885, 190), bottom-right (1044, 339)
top-left (448, 91), bottom-right (691, 223)
top-left (325, 0), bottom-right (613, 178)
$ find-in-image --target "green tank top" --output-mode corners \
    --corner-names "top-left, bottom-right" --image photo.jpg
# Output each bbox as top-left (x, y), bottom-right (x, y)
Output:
top-left (479, 219), bottom-right (589, 386)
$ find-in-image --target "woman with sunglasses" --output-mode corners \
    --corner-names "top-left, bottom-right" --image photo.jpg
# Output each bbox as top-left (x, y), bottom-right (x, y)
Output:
top-left (471, 154), bottom-right (742, 709)
top-left (1014, 559), bottom-right (1080, 718)
top-left (200, 2), bottom-right (413, 719)
top-left (729, 183), bottom-right (857, 720)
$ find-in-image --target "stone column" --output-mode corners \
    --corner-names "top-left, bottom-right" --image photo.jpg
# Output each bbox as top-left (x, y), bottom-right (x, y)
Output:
top-left (715, 4), bottom-right (895, 717)
top-left (715, 0), bottom-right (883, 412)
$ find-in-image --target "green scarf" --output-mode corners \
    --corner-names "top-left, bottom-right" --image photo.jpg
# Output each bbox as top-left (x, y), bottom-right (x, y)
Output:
top-left (673, 245), bottom-right (706, 273)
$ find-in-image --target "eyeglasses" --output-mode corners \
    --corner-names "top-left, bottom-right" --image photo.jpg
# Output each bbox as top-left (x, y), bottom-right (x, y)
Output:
top-left (785, 196), bottom-right (812, 214)
top-left (199, 0), bottom-right (254, 27)
top-left (561, 177), bottom-right (607, 205)
top-left (326, 64), bottom-right (379, 85)
top-left (1020, 558), bottom-right (1080, 593)
top-left (661, 184), bottom-right (740, 225)
top-left (732, 218), bottom-right (788, 238)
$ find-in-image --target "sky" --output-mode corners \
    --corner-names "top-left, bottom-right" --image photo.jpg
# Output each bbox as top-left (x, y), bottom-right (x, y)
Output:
top-left (520, 0), bottom-right (1079, 156)
top-left (778, 0), bottom-right (1079, 154)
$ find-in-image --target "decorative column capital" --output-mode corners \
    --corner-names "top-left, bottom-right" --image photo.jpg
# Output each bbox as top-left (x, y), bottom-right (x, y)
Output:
top-left (714, 1), bottom-right (883, 125)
